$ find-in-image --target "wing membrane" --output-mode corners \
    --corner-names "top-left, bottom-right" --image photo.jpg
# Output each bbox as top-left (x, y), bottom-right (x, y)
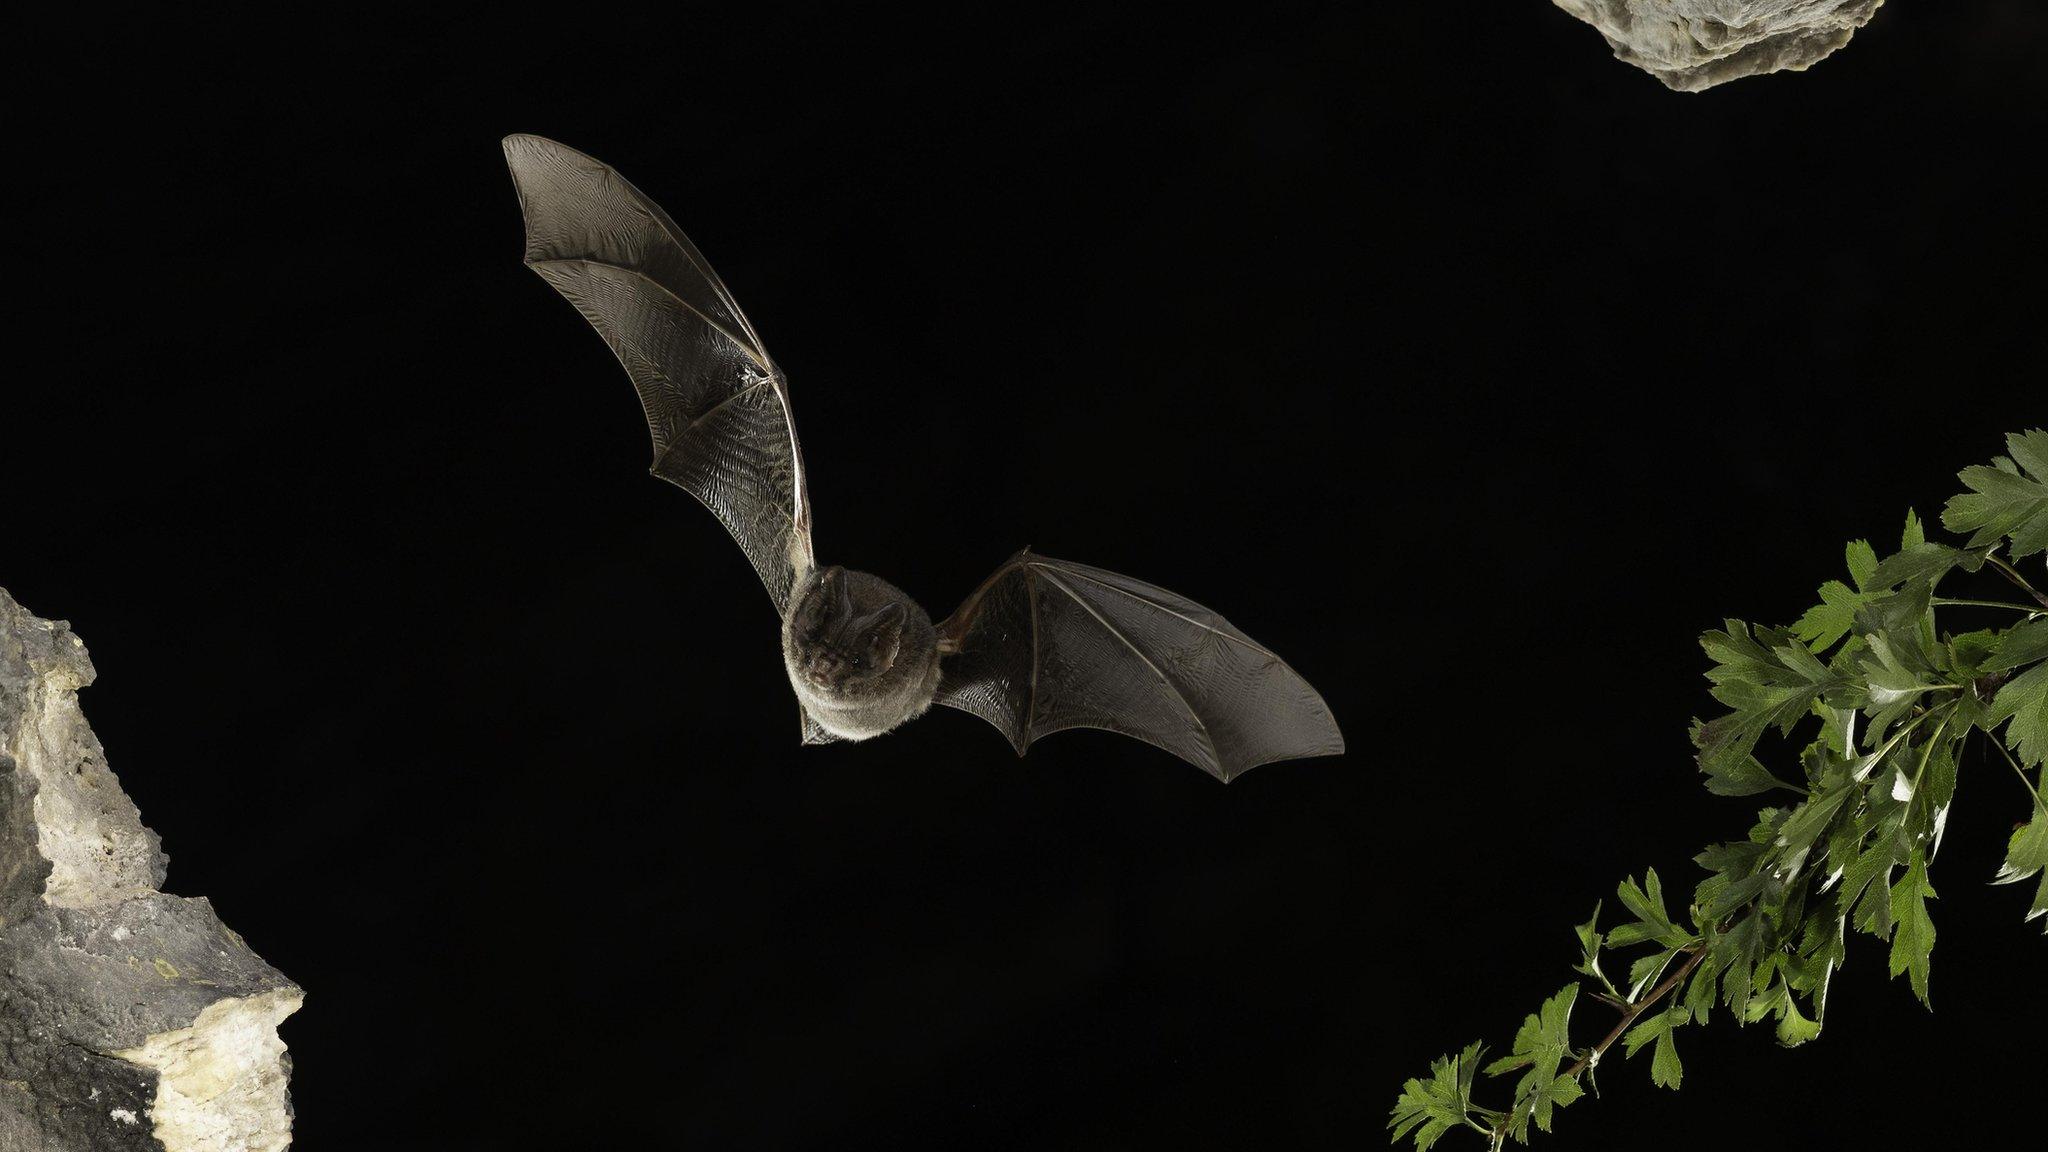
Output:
top-left (935, 552), bottom-right (1344, 781)
top-left (504, 134), bottom-right (814, 613)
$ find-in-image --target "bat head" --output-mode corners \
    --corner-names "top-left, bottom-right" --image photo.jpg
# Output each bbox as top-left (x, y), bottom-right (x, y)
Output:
top-left (788, 568), bottom-right (910, 695)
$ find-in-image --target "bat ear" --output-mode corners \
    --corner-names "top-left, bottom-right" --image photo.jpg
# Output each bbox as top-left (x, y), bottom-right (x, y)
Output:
top-left (828, 568), bottom-right (855, 621)
top-left (795, 567), bottom-right (840, 631)
top-left (866, 601), bottom-right (908, 646)
top-left (809, 566), bottom-right (845, 619)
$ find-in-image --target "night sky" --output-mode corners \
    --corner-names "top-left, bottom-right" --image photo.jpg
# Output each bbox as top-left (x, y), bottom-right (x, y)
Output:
top-left (8, 5), bottom-right (2043, 1149)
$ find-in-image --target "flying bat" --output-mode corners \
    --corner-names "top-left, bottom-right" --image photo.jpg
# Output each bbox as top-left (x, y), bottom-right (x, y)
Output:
top-left (501, 134), bottom-right (1343, 781)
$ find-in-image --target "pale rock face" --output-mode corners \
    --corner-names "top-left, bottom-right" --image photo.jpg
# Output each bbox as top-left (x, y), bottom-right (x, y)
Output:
top-left (114, 988), bottom-right (304, 1152)
top-left (1, 587), bottom-right (302, 1150)
top-left (1553, 0), bottom-right (1885, 91)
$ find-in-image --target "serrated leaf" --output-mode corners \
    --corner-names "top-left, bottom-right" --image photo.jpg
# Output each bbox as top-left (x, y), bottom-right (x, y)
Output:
top-left (1681, 960), bottom-right (1715, 1026)
top-left (2007, 428), bottom-right (2048, 481)
top-left (1846, 538), bottom-right (1880, 586)
top-left (1485, 985), bottom-right (1582, 1141)
top-left (1993, 762), bottom-right (2048, 930)
top-left (1983, 619), bottom-right (2048, 674)
top-left (1866, 543), bottom-right (1966, 592)
top-left (1625, 951), bottom-right (1675, 1001)
top-left (1571, 902), bottom-right (1606, 985)
top-left (1706, 911), bottom-right (1769, 1020)
top-left (1943, 430), bottom-right (2048, 557)
top-left (1945, 629), bottom-right (2008, 679)
top-left (1795, 539), bottom-right (1884, 650)
top-left (1989, 663), bottom-right (2048, 768)
top-left (1787, 911), bottom-right (1845, 1027)
top-left (1995, 814), bottom-right (2048, 886)
top-left (1860, 633), bottom-right (1944, 706)
top-left (1774, 996), bottom-right (1824, 1047)
top-left (1775, 781), bottom-right (1855, 857)
top-left (1692, 717), bottom-right (1797, 796)
top-left (1887, 848), bottom-right (1937, 1005)
top-left (1389, 1041), bottom-right (1487, 1151)
top-left (1695, 621), bottom-right (1850, 794)
top-left (1902, 509), bottom-right (1926, 550)
top-left (1620, 1006), bottom-right (1687, 1089)
top-left (1608, 870), bottom-right (1694, 951)
top-left (1793, 581), bottom-right (1872, 652)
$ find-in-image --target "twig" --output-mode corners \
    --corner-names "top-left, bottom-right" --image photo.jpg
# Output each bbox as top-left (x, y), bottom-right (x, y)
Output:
top-left (1484, 946), bottom-right (1709, 1146)
top-left (1984, 554), bottom-right (2048, 610)
top-left (1563, 948), bottom-right (1706, 1083)
top-left (1933, 596), bottom-right (2045, 615)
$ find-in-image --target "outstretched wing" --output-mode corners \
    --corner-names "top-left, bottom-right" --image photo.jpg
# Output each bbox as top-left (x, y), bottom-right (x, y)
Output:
top-left (503, 134), bottom-right (815, 614)
top-left (933, 551), bottom-right (1344, 781)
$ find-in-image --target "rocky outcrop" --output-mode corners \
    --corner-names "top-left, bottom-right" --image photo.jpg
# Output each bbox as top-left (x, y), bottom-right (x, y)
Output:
top-left (1553, 0), bottom-right (1885, 91)
top-left (1, 588), bottom-right (301, 1151)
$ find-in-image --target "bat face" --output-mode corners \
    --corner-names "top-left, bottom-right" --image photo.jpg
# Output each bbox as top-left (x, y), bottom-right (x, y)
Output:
top-left (781, 567), bottom-right (943, 741)
top-left (786, 568), bottom-right (906, 693)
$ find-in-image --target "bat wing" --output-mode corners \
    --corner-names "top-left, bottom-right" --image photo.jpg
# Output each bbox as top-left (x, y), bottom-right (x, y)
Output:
top-left (933, 551), bottom-right (1344, 781)
top-left (800, 708), bottom-right (837, 746)
top-left (503, 134), bottom-right (816, 615)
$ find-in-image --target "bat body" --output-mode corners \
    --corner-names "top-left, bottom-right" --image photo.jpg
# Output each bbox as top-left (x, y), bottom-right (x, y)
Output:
top-left (503, 134), bottom-right (1343, 781)
top-left (783, 566), bottom-right (941, 740)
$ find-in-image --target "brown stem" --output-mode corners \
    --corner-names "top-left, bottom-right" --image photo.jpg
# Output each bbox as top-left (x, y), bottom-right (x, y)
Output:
top-left (1482, 945), bottom-right (1708, 1145)
top-left (1985, 554), bottom-right (2048, 610)
top-left (1563, 947), bottom-right (1706, 1083)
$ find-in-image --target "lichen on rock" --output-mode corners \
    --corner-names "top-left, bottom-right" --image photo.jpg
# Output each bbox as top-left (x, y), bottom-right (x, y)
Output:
top-left (1553, 0), bottom-right (1885, 91)
top-left (1, 588), bottom-right (302, 1151)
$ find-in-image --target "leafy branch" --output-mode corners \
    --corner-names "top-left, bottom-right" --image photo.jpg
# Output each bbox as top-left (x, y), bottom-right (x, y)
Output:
top-left (1390, 430), bottom-right (2048, 1150)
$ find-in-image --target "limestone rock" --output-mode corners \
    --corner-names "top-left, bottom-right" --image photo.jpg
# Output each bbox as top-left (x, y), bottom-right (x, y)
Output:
top-left (1, 588), bottom-right (302, 1151)
top-left (1553, 0), bottom-right (1885, 91)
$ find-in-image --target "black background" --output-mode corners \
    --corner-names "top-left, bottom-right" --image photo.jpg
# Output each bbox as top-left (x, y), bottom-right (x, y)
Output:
top-left (8, 5), bottom-right (2044, 1149)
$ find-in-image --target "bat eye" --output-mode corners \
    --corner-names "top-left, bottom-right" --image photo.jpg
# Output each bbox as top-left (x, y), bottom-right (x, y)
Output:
top-left (850, 655), bottom-right (866, 670)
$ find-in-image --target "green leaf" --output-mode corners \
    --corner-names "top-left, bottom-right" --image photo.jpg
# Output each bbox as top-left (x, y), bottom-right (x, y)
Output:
top-left (1859, 632), bottom-right (1945, 710)
top-left (1620, 1006), bottom-right (1688, 1089)
top-left (1945, 629), bottom-right (2008, 679)
top-left (1691, 722), bottom-right (1797, 796)
top-left (1845, 538), bottom-right (1880, 587)
top-left (1887, 848), bottom-right (1937, 1006)
top-left (1793, 581), bottom-right (1871, 653)
top-left (1846, 839), bottom-right (1899, 939)
top-left (1681, 961), bottom-right (1715, 1027)
top-left (1911, 736), bottom-right (1960, 861)
top-left (1774, 780), bottom-right (1855, 859)
top-left (1942, 430), bottom-right (2048, 557)
top-left (1485, 985), bottom-right (1582, 1141)
top-left (1390, 435), bottom-right (2048, 1138)
top-left (1694, 621), bottom-right (1858, 795)
top-left (1389, 1041), bottom-right (1487, 1151)
top-left (1708, 911), bottom-right (1770, 1020)
top-left (1866, 543), bottom-right (1966, 592)
top-left (1989, 663), bottom-right (2048, 769)
top-left (1793, 539), bottom-right (1882, 651)
top-left (1995, 815), bottom-right (2048, 928)
top-left (1983, 619), bottom-right (2048, 674)
top-left (1625, 951), bottom-right (1676, 1001)
top-left (1774, 996), bottom-right (1823, 1047)
top-left (1607, 870), bottom-right (1694, 951)
top-left (1993, 758), bottom-right (2048, 930)
top-left (1571, 902), bottom-right (1608, 988)
top-left (2007, 427), bottom-right (2048, 482)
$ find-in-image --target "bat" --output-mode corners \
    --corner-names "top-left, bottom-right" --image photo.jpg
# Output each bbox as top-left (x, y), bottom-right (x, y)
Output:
top-left (502, 134), bottom-right (1343, 781)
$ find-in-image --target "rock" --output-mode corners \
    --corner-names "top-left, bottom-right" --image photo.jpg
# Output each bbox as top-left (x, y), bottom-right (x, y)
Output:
top-left (1, 588), bottom-right (302, 1151)
top-left (1553, 0), bottom-right (1885, 91)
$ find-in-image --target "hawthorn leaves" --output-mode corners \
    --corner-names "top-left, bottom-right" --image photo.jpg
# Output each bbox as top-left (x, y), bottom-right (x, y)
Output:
top-left (1391, 431), bottom-right (2048, 1148)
